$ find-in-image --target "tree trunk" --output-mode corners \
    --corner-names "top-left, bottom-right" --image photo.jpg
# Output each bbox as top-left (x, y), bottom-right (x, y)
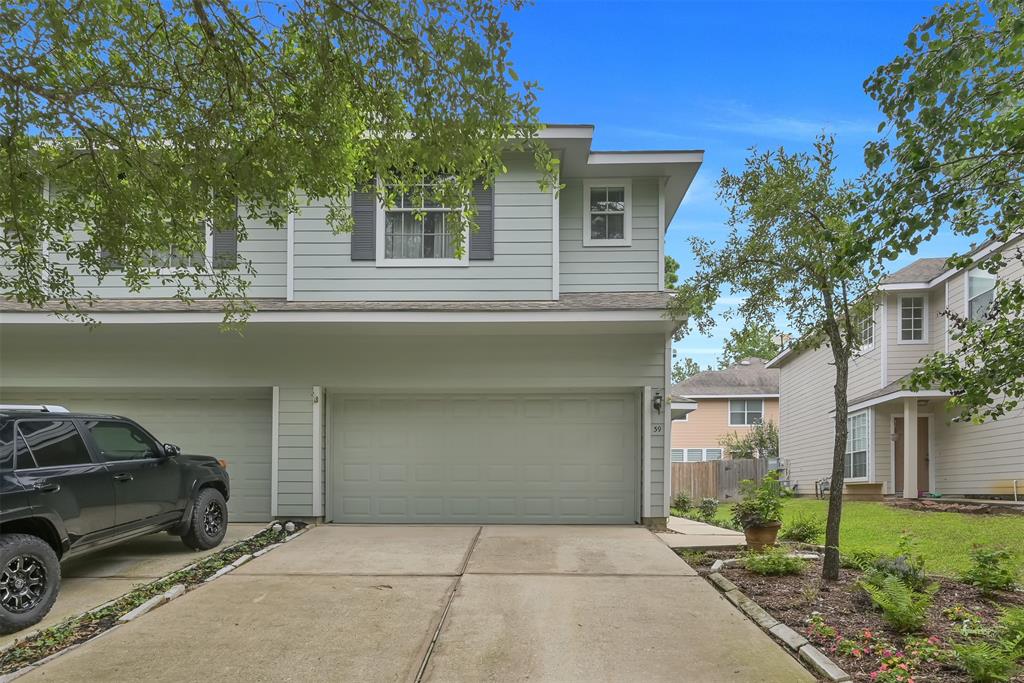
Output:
top-left (822, 340), bottom-right (850, 581)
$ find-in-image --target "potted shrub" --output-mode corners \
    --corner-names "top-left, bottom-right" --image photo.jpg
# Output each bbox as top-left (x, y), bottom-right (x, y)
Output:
top-left (731, 471), bottom-right (785, 550)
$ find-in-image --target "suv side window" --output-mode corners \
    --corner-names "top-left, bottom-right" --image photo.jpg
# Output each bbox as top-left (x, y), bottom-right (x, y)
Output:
top-left (16, 420), bottom-right (93, 468)
top-left (0, 422), bottom-right (13, 471)
top-left (84, 420), bottom-right (160, 461)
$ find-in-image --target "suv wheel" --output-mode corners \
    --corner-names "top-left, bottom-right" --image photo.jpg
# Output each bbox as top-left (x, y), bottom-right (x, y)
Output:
top-left (0, 534), bottom-right (60, 635)
top-left (181, 488), bottom-right (228, 551)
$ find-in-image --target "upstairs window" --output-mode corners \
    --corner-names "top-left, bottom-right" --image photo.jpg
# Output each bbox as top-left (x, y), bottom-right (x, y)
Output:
top-left (899, 294), bottom-right (927, 343)
top-left (583, 180), bottom-right (632, 247)
top-left (967, 268), bottom-right (997, 322)
top-left (379, 182), bottom-right (463, 264)
top-left (729, 399), bottom-right (763, 426)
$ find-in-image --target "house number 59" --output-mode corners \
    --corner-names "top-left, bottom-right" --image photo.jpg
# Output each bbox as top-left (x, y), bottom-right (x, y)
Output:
top-left (651, 423), bottom-right (663, 435)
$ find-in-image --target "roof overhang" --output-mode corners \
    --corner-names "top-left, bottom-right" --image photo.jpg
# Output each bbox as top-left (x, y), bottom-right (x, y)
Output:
top-left (848, 389), bottom-right (950, 413)
top-left (671, 398), bottom-right (698, 421)
top-left (677, 393), bottom-right (779, 399)
top-left (537, 124), bottom-right (703, 228)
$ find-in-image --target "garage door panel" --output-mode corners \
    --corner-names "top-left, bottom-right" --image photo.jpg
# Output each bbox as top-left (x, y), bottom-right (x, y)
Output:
top-left (1, 390), bottom-right (271, 522)
top-left (331, 393), bottom-right (638, 524)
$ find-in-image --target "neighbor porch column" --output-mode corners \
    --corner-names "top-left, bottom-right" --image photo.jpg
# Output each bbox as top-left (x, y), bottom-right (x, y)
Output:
top-left (902, 397), bottom-right (918, 499)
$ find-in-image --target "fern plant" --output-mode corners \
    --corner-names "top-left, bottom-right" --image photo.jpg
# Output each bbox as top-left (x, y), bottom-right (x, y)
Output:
top-left (953, 641), bottom-right (1019, 683)
top-left (858, 574), bottom-right (938, 633)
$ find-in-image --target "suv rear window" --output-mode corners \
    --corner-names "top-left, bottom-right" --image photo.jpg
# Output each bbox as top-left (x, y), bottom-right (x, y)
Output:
top-left (16, 420), bottom-right (93, 468)
top-left (0, 422), bottom-right (12, 470)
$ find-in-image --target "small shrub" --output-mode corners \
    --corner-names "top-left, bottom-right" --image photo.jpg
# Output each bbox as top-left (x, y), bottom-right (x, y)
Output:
top-left (858, 574), bottom-right (938, 633)
top-left (863, 533), bottom-right (928, 591)
top-left (953, 641), bottom-right (1019, 683)
top-left (805, 612), bottom-right (837, 641)
top-left (842, 549), bottom-right (881, 571)
top-left (744, 546), bottom-right (805, 576)
top-left (944, 604), bottom-right (992, 639)
top-left (996, 607), bottom-right (1024, 657)
top-left (960, 547), bottom-right (1020, 595)
top-left (672, 492), bottom-right (692, 513)
top-left (697, 497), bottom-right (719, 521)
top-left (731, 470), bottom-right (785, 529)
top-left (779, 514), bottom-right (824, 544)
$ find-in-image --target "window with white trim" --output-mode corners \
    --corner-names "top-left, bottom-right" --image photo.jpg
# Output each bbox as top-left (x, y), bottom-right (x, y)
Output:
top-left (681, 448), bottom-right (723, 462)
top-left (582, 180), bottom-right (632, 247)
top-left (728, 399), bottom-right (763, 426)
top-left (858, 312), bottom-right (875, 350)
top-left (844, 411), bottom-right (869, 479)
top-left (899, 295), bottom-right (927, 342)
top-left (967, 268), bottom-right (997, 322)
top-left (381, 182), bottom-right (461, 261)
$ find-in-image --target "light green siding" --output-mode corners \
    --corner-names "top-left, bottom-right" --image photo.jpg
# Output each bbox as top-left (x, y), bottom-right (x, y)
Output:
top-left (291, 152), bottom-right (553, 300)
top-left (558, 178), bottom-right (660, 292)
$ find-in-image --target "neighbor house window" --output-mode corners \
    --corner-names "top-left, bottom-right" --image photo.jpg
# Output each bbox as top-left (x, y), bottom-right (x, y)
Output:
top-left (899, 295), bottom-right (927, 342)
top-left (967, 268), bottom-right (997, 322)
top-left (381, 182), bottom-right (461, 262)
top-left (728, 399), bottom-right (763, 426)
top-left (858, 312), bottom-right (875, 350)
top-left (582, 180), bottom-right (632, 247)
top-left (681, 448), bottom-right (722, 462)
top-left (844, 411), bottom-right (869, 479)
top-left (670, 449), bottom-right (685, 463)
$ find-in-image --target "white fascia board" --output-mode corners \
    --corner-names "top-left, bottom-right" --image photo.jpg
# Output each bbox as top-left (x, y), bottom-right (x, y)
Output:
top-left (588, 151), bottom-right (704, 166)
top-left (0, 309), bottom-right (673, 325)
top-left (683, 393), bottom-right (780, 399)
top-left (848, 390), bottom-right (949, 413)
top-left (537, 124), bottom-right (595, 140)
top-left (764, 348), bottom-right (792, 368)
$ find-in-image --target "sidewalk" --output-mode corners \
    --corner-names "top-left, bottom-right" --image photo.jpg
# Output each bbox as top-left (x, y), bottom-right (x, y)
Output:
top-left (656, 516), bottom-right (747, 550)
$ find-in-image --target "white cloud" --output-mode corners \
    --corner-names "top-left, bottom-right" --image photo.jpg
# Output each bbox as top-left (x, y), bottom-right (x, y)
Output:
top-left (700, 100), bottom-right (876, 141)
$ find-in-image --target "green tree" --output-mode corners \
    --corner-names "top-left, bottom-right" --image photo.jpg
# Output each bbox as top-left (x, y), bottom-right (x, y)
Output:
top-left (671, 357), bottom-right (708, 384)
top-left (665, 255), bottom-right (680, 288)
top-left (864, 0), bottom-right (1024, 421)
top-left (718, 322), bottom-right (782, 368)
top-left (719, 421), bottom-right (779, 460)
top-left (0, 0), bottom-right (554, 321)
top-left (670, 135), bottom-right (878, 580)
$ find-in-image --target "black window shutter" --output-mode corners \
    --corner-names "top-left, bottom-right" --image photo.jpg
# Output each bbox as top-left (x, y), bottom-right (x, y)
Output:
top-left (468, 181), bottom-right (494, 261)
top-left (350, 190), bottom-right (376, 260)
top-left (212, 197), bottom-right (238, 269)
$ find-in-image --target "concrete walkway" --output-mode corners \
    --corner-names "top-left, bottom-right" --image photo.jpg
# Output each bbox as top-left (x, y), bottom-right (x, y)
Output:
top-left (0, 523), bottom-right (264, 650)
top-left (656, 516), bottom-right (747, 550)
top-left (21, 525), bottom-right (811, 682)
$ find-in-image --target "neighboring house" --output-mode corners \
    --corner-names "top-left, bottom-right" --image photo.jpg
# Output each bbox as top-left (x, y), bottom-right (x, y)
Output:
top-left (769, 238), bottom-right (1024, 500)
top-left (0, 124), bottom-right (701, 528)
top-left (669, 358), bottom-right (779, 463)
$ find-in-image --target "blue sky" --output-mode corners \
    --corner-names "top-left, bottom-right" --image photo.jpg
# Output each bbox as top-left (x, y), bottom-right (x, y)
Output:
top-left (505, 0), bottom-right (974, 367)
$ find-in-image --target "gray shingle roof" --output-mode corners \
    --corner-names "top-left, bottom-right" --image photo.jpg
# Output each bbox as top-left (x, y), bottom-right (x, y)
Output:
top-left (849, 376), bottom-right (946, 406)
top-left (0, 291), bottom-right (673, 313)
top-left (670, 358), bottom-right (779, 397)
top-left (882, 258), bottom-right (949, 284)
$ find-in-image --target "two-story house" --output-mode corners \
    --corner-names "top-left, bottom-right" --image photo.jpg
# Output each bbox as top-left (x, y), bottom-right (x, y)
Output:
top-left (768, 238), bottom-right (1024, 500)
top-left (0, 125), bottom-right (701, 528)
top-left (670, 358), bottom-right (779, 462)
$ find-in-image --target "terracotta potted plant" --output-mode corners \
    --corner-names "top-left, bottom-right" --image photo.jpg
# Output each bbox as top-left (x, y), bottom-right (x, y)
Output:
top-left (731, 470), bottom-right (785, 550)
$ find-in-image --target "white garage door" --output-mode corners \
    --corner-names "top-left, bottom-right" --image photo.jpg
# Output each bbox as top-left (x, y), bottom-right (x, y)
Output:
top-left (1, 389), bottom-right (272, 522)
top-left (330, 393), bottom-right (639, 524)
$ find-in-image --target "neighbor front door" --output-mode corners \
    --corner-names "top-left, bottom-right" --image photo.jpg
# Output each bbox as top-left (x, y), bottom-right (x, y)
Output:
top-left (894, 416), bottom-right (929, 495)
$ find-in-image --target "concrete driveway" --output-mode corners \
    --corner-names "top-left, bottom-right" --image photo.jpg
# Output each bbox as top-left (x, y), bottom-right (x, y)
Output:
top-left (21, 525), bottom-right (812, 682)
top-left (0, 523), bottom-right (264, 650)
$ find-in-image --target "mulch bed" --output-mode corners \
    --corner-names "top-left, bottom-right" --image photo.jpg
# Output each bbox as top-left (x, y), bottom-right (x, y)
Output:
top-left (884, 499), bottom-right (1024, 516)
top-left (678, 549), bottom-right (1024, 682)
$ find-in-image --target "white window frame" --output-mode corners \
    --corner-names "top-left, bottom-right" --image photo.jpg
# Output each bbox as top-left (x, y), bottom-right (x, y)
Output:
top-left (897, 293), bottom-right (929, 344)
top-left (670, 448), bottom-right (685, 463)
top-left (858, 311), bottom-right (875, 352)
top-left (728, 399), bottom-right (764, 427)
top-left (375, 180), bottom-right (468, 268)
top-left (582, 179), bottom-right (632, 247)
top-left (153, 224), bottom-right (213, 275)
top-left (844, 410), bottom-right (870, 482)
top-left (965, 266), bottom-right (997, 322)
top-left (680, 447), bottom-right (722, 462)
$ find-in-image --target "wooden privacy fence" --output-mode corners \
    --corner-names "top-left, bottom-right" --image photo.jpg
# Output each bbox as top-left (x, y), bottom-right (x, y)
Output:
top-left (670, 459), bottom-right (770, 502)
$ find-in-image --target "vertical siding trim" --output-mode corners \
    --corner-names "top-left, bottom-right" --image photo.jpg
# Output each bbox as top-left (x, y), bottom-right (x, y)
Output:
top-left (658, 178), bottom-right (666, 292)
top-left (642, 385), bottom-right (652, 518)
top-left (271, 386), bottom-right (280, 517)
top-left (551, 178), bottom-right (560, 300)
top-left (662, 335), bottom-right (672, 515)
top-left (880, 296), bottom-right (888, 386)
top-left (286, 213), bottom-right (295, 301)
top-left (944, 280), bottom-right (949, 353)
top-left (312, 386), bottom-right (323, 517)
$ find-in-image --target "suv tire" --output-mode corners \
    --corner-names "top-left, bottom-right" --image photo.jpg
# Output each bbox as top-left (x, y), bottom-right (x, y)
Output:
top-left (0, 534), bottom-right (60, 635)
top-left (180, 488), bottom-right (228, 551)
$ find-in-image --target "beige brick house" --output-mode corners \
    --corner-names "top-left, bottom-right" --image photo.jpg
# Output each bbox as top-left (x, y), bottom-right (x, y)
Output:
top-left (670, 358), bottom-right (779, 462)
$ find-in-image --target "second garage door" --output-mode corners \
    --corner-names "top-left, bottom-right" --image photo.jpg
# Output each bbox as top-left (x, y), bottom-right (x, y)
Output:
top-left (329, 392), bottom-right (639, 524)
top-left (0, 389), bottom-right (272, 522)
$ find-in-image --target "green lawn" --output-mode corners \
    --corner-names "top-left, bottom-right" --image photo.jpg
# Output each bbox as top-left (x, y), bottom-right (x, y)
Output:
top-left (714, 498), bottom-right (1024, 577)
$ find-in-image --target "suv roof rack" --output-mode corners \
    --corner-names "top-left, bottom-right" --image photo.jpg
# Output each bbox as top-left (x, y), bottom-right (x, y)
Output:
top-left (0, 404), bottom-right (71, 413)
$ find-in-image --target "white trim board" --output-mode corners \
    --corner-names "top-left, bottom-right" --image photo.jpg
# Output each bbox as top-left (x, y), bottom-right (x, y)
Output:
top-left (551, 173), bottom-right (560, 300)
top-left (642, 385), bottom-right (652, 520)
top-left (311, 385), bottom-right (323, 518)
top-left (849, 390), bottom-right (949, 413)
top-left (271, 386), bottom-right (280, 517)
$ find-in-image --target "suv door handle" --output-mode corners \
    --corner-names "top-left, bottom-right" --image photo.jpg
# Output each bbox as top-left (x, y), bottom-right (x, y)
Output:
top-left (33, 481), bottom-right (60, 493)
top-left (113, 473), bottom-right (134, 482)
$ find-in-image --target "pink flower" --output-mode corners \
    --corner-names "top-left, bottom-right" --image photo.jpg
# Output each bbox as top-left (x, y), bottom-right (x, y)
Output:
top-left (899, 663), bottom-right (909, 671)
top-left (853, 649), bottom-right (863, 657)
top-left (864, 630), bottom-right (874, 639)
top-left (880, 664), bottom-right (889, 671)
top-left (870, 673), bottom-right (879, 681)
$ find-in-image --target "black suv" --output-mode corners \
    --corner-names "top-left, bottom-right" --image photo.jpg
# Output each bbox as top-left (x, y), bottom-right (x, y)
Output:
top-left (0, 407), bottom-right (231, 634)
